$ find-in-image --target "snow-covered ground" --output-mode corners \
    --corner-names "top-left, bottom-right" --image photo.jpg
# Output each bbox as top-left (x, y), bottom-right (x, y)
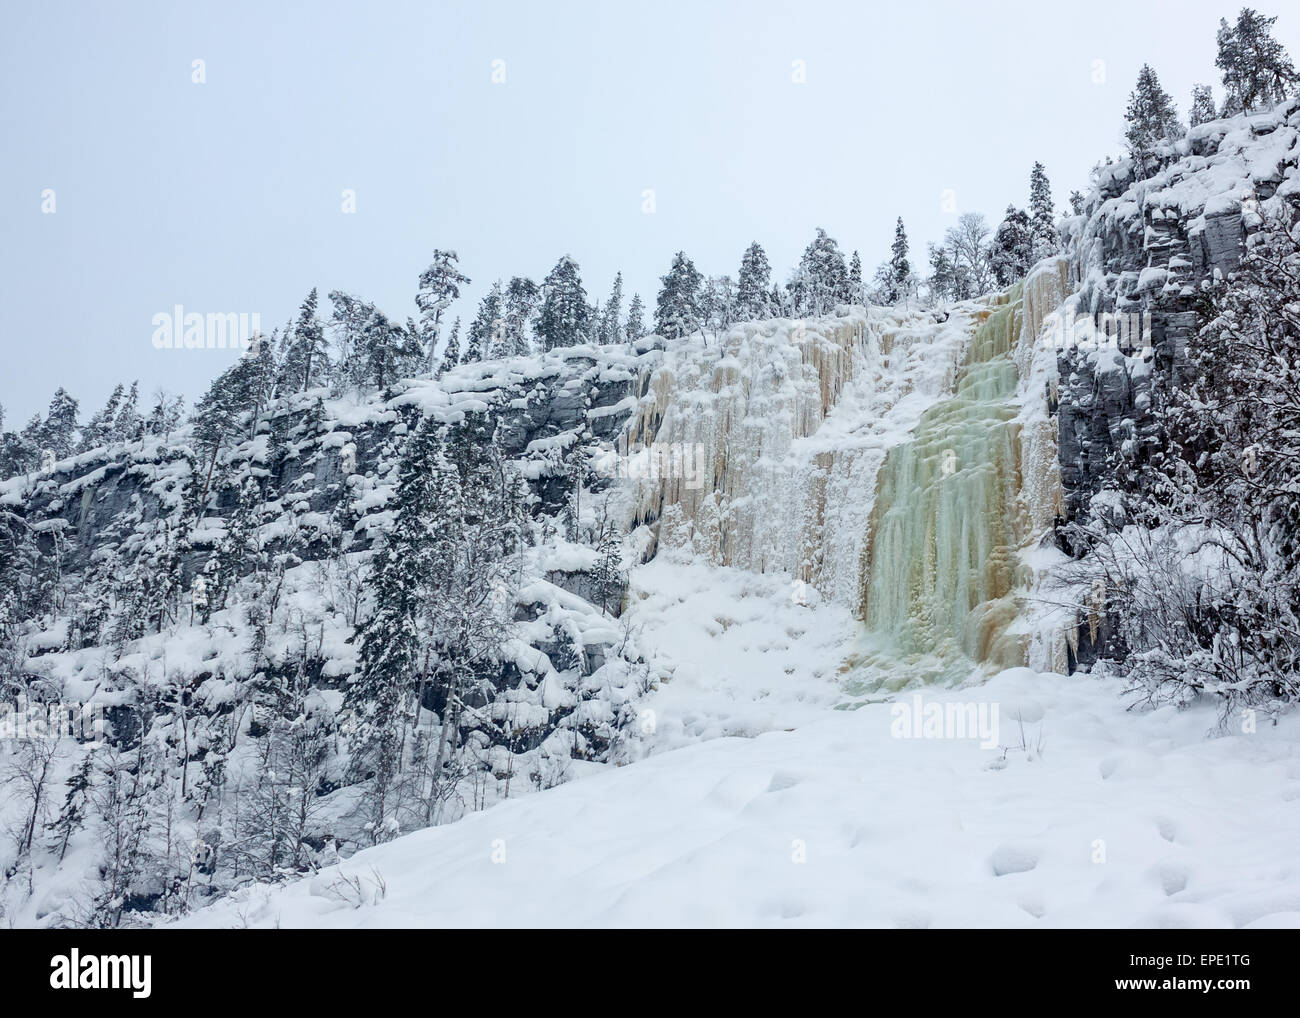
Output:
top-left (180, 556), bottom-right (1300, 929)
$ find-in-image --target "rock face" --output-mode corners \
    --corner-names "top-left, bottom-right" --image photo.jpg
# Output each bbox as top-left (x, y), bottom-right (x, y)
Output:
top-left (4, 342), bottom-right (657, 584)
top-left (1049, 100), bottom-right (1300, 669)
top-left (0, 341), bottom-right (667, 779)
top-left (1056, 99), bottom-right (1300, 523)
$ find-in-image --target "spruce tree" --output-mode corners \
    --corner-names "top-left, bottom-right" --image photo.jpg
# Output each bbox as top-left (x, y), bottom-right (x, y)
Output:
top-left (889, 219), bottom-right (911, 300)
top-left (536, 256), bottom-right (590, 351)
top-left (625, 293), bottom-right (646, 345)
top-left (736, 242), bottom-right (772, 321)
top-left (655, 251), bottom-right (704, 340)
top-left (48, 752), bottom-right (95, 862)
top-left (602, 273), bottom-right (624, 344)
top-left (793, 228), bottom-right (851, 315)
top-left (467, 281), bottom-right (504, 362)
top-left (347, 415), bottom-right (445, 779)
top-left (1125, 64), bottom-right (1184, 174)
top-left (79, 384), bottom-right (125, 453)
top-left (41, 388), bottom-right (80, 459)
top-left (1029, 162), bottom-right (1058, 257)
top-left (503, 277), bottom-right (539, 356)
top-left (439, 318), bottom-right (462, 375)
top-left (114, 381), bottom-right (143, 444)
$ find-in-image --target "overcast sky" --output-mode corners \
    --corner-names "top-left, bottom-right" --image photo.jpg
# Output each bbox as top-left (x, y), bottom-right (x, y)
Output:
top-left (2, 0), bottom-right (1294, 423)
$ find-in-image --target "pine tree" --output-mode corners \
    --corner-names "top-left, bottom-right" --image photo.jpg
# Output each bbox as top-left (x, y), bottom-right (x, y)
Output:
top-left (1216, 9), bottom-right (1298, 116)
top-left (736, 242), bottom-right (772, 321)
top-left (1069, 190), bottom-right (1086, 216)
top-left (536, 256), bottom-right (590, 351)
top-left (655, 251), bottom-right (704, 340)
top-left (1190, 83), bottom-right (1218, 126)
top-left (416, 250), bottom-right (471, 371)
top-left (1125, 64), bottom-right (1184, 174)
top-left (625, 293), bottom-right (646, 345)
top-left (849, 250), bottom-right (864, 304)
top-left (503, 277), bottom-right (539, 356)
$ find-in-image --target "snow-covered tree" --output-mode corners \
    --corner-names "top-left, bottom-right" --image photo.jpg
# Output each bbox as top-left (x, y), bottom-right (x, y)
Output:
top-left (655, 251), bottom-right (704, 340)
top-left (1124, 64), bottom-right (1184, 174)
top-left (347, 415), bottom-right (445, 807)
top-left (933, 213), bottom-right (996, 299)
top-left (536, 256), bottom-right (590, 351)
top-left (1190, 83), bottom-right (1218, 126)
top-left (1063, 207), bottom-right (1300, 723)
top-left (1029, 162), bottom-right (1058, 258)
top-left (1216, 8), bottom-right (1298, 116)
top-left (601, 273), bottom-right (624, 345)
top-left (41, 388), bottom-right (80, 459)
top-left (701, 275), bottom-right (736, 333)
top-left (889, 218), bottom-right (910, 297)
top-left (331, 292), bottom-right (422, 392)
top-left (991, 205), bottom-right (1035, 285)
top-left (791, 228), bottom-right (850, 316)
top-left (503, 277), bottom-right (540, 356)
top-left (625, 293), bottom-right (646, 345)
top-left (439, 317), bottom-right (462, 375)
top-left (416, 249), bottom-right (471, 371)
top-left (736, 242), bottom-right (772, 321)
top-left (466, 281), bottom-right (504, 362)
top-left (279, 289), bottom-right (330, 393)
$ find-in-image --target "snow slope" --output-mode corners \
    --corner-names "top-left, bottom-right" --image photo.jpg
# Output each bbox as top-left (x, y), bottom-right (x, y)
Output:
top-left (180, 558), bottom-right (1300, 929)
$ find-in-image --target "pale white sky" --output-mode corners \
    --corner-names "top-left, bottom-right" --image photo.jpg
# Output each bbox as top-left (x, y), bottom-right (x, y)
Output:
top-left (1, 0), bottom-right (1293, 422)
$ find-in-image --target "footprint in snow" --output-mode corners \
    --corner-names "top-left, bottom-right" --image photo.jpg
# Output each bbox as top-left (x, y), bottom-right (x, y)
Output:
top-left (989, 843), bottom-right (1039, 876)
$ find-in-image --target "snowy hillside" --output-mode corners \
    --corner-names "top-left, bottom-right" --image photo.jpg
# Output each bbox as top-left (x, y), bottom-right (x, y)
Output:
top-left (181, 588), bottom-right (1300, 928)
top-left (5, 70), bottom-right (1300, 932)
